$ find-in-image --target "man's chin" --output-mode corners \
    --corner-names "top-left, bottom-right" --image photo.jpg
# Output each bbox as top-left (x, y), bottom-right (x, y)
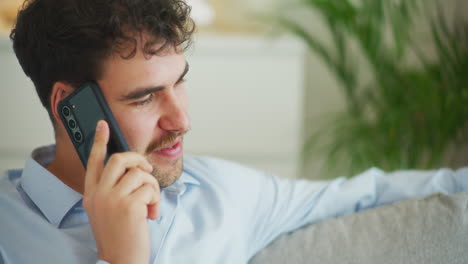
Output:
top-left (150, 156), bottom-right (183, 188)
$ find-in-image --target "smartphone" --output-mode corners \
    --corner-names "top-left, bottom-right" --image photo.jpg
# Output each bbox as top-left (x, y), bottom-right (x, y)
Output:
top-left (58, 81), bottom-right (130, 168)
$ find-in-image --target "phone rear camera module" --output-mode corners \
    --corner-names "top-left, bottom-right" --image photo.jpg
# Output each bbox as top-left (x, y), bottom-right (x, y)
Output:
top-left (68, 119), bottom-right (76, 129)
top-left (74, 131), bottom-right (83, 142)
top-left (62, 106), bottom-right (71, 117)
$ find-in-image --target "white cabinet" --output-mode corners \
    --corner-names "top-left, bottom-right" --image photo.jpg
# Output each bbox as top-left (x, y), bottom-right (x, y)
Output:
top-left (0, 34), bottom-right (305, 178)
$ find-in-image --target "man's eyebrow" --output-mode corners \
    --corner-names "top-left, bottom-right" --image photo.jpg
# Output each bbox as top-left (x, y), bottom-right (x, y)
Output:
top-left (178, 61), bottom-right (190, 83)
top-left (119, 61), bottom-right (190, 101)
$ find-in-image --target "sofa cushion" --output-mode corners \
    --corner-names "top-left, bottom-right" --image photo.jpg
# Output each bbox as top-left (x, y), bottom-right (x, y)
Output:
top-left (250, 192), bottom-right (468, 264)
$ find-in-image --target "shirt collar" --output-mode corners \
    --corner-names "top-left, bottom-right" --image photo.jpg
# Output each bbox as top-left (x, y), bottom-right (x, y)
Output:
top-left (161, 166), bottom-right (200, 196)
top-left (20, 145), bottom-right (83, 227)
top-left (20, 145), bottom-right (200, 226)
top-left (179, 170), bottom-right (200, 186)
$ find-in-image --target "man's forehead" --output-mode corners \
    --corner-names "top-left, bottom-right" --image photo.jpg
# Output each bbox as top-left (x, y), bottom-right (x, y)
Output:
top-left (103, 40), bottom-right (185, 69)
top-left (110, 32), bottom-right (184, 59)
top-left (97, 43), bottom-right (186, 94)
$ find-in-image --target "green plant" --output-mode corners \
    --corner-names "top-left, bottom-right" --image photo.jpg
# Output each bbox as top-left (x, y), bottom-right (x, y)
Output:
top-left (275, 0), bottom-right (468, 175)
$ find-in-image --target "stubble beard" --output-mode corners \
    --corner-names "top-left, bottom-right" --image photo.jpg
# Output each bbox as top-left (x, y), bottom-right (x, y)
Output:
top-left (145, 132), bottom-right (186, 188)
top-left (150, 156), bottom-right (183, 188)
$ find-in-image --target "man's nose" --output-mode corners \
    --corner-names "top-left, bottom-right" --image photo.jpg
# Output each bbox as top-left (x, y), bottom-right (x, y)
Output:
top-left (158, 92), bottom-right (190, 133)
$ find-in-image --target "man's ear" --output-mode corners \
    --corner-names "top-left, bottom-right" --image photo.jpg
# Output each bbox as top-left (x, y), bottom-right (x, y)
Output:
top-left (50, 82), bottom-right (75, 127)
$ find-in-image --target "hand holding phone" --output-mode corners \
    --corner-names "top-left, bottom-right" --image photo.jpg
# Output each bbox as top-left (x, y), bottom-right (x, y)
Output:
top-left (60, 83), bottom-right (160, 263)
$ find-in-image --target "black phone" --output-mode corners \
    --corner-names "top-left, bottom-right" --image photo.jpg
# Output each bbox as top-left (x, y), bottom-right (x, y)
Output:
top-left (58, 81), bottom-right (130, 168)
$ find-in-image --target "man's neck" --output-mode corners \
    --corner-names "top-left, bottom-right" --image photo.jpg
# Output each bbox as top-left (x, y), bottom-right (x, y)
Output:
top-left (47, 140), bottom-right (86, 194)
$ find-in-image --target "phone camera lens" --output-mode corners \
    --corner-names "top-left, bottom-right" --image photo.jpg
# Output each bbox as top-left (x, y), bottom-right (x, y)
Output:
top-left (74, 131), bottom-right (83, 142)
top-left (68, 119), bottom-right (76, 129)
top-left (62, 106), bottom-right (70, 117)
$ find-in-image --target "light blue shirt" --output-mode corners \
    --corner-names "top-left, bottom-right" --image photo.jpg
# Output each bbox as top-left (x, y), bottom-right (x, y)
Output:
top-left (1, 145), bottom-right (467, 264)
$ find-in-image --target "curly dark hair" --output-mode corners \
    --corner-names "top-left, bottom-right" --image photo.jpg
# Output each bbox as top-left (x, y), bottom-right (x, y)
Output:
top-left (10, 0), bottom-right (195, 121)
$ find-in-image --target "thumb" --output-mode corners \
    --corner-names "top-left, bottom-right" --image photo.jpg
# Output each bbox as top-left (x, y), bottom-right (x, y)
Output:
top-left (84, 120), bottom-right (109, 192)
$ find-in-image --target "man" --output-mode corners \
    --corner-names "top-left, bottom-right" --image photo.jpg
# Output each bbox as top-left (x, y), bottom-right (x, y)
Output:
top-left (0, 0), bottom-right (467, 263)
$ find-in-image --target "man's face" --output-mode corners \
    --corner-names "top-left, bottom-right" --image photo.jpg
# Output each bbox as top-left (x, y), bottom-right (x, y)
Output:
top-left (96, 45), bottom-right (190, 188)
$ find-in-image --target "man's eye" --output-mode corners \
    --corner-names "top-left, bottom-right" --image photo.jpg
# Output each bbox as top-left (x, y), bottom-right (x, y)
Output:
top-left (133, 94), bottom-right (153, 106)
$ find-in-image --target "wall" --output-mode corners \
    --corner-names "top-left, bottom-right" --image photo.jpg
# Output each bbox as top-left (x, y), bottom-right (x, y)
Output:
top-left (0, 34), bottom-right (305, 179)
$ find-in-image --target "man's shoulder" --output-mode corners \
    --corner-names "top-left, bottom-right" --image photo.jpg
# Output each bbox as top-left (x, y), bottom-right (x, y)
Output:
top-left (0, 168), bottom-right (93, 264)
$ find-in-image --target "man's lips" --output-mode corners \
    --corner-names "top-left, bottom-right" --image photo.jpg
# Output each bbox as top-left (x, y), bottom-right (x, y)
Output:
top-left (152, 139), bottom-right (182, 158)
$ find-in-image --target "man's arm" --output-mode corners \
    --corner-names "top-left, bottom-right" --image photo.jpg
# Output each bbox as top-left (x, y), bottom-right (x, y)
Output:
top-left (246, 166), bottom-right (468, 257)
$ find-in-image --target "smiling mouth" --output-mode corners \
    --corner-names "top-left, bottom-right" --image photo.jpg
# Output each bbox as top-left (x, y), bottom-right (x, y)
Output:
top-left (159, 142), bottom-right (177, 150)
top-left (152, 139), bottom-right (183, 159)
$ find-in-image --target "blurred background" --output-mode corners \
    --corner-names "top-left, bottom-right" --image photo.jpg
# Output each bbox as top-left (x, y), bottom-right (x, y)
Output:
top-left (0, 0), bottom-right (467, 179)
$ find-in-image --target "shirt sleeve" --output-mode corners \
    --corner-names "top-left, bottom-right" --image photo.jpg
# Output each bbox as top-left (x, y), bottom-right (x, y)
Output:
top-left (96, 260), bottom-right (110, 264)
top-left (246, 167), bottom-right (468, 257)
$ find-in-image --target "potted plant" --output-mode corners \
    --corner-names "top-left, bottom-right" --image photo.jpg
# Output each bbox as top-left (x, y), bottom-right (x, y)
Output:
top-left (273, 0), bottom-right (468, 176)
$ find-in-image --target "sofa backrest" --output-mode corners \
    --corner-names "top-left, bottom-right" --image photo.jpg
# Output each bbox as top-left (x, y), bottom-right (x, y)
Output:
top-left (250, 191), bottom-right (468, 264)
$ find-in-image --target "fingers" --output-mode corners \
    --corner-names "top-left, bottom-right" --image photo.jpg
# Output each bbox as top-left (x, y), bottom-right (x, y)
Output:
top-left (131, 184), bottom-right (160, 215)
top-left (114, 168), bottom-right (160, 197)
top-left (84, 120), bottom-right (152, 192)
top-left (115, 169), bottom-right (160, 220)
top-left (85, 120), bottom-right (109, 194)
top-left (147, 204), bottom-right (159, 220)
top-left (98, 153), bottom-right (153, 190)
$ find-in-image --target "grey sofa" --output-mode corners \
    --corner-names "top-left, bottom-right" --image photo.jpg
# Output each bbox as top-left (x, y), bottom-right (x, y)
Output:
top-left (251, 192), bottom-right (468, 264)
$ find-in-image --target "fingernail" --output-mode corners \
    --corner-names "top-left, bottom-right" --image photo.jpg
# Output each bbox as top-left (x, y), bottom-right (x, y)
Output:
top-left (96, 120), bottom-right (104, 131)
